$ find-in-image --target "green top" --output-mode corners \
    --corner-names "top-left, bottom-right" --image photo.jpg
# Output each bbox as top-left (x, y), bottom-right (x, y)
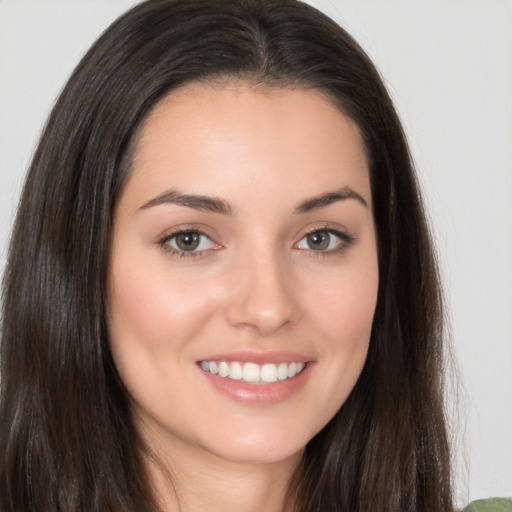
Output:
top-left (466, 498), bottom-right (512, 511)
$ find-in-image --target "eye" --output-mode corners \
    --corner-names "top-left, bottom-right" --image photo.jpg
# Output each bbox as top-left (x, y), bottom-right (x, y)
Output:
top-left (160, 230), bottom-right (218, 255)
top-left (295, 228), bottom-right (353, 252)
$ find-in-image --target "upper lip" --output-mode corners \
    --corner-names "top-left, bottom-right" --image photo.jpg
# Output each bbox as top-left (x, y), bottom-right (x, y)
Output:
top-left (197, 351), bottom-right (313, 365)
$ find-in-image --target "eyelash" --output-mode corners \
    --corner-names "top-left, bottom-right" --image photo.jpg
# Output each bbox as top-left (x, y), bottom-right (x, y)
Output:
top-left (158, 228), bottom-right (219, 260)
top-left (158, 225), bottom-right (355, 260)
top-left (296, 226), bottom-right (356, 258)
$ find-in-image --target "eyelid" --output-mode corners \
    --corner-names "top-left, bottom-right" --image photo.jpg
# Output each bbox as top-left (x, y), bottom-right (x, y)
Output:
top-left (156, 223), bottom-right (219, 243)
top-left (157, 225), bottom-right (222, 259)
top-left (294, 224), bottom-right (355, 252)
top-left (296, 222), bottom-right (354, 241)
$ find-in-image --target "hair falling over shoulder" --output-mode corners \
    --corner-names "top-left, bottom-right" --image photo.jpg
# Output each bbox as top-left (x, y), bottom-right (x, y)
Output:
top-left (0, 1), bottom-right (454, 510)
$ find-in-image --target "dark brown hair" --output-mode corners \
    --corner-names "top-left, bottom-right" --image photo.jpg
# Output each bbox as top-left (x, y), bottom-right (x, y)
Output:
top-left (0, 0), bottom-right (453, 510)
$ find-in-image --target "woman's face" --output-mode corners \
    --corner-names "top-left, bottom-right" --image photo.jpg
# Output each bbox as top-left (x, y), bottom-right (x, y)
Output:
top-left (108, 84), bottom-right (378, 466)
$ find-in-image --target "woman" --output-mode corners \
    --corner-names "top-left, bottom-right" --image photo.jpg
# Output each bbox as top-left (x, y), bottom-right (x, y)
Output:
top-left (0, 0), bottom-right (454, 510)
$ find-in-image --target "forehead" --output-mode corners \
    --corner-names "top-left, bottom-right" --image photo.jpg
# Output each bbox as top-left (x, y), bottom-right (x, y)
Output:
top-left (124, 83), bottom-right (371, 211)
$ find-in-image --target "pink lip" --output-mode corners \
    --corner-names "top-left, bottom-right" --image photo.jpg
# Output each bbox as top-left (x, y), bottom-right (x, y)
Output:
top-left (197, 350), bottom-right (312, 365)
top-left (197, 359), bottom-right (315, 406)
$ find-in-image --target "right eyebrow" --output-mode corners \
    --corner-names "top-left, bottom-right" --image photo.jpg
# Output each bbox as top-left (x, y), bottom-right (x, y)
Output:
top-left (138, 189), bottom-right (233, 216)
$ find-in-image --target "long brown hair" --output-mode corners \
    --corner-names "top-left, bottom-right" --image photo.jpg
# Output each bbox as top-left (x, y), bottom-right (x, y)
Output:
top-left (0, 1), bottom-right (453, 510)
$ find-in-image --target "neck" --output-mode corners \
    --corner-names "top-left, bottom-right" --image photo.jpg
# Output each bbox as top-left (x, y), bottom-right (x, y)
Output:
top-left (144, 437), bottom-right (302, 512)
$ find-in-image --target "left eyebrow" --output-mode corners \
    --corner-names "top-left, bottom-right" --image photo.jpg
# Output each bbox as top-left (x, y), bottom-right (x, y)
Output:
top-left (295, 186), bottom-right (368, 213)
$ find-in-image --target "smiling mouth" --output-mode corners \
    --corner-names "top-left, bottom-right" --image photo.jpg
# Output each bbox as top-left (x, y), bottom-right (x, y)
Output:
top-left (199, 361), bottom-right (307, 384)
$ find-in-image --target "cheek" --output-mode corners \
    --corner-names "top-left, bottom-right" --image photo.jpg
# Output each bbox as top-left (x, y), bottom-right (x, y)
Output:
top-left (106, 258), bottom-right (228, 427)
top-left (301, 254), bottom-right (378, 397)
top-left (107, 258), bottom-right (219, 363)
top-left (310, 264), bottom-right (378, 343)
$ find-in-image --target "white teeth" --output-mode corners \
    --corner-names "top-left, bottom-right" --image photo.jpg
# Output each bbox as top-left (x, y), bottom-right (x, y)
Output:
top-left (200, 360), bottom-right (307, 384)
top-left (243, 362), bottom-right (260, 383)
top-left (287, 362), bottom-right (297, 378)
top-left (261, 363), bottom-right (277, 383)
top-left (218, 361), bottom-right (229, 378)
top-left (277, 362), bottom-right (288, 381)
top-left (229, 362), bottom-right (243, 380)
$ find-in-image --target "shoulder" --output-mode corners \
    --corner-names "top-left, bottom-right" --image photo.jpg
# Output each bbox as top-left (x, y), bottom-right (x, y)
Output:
top-left (465, 498), bottom-right (512, 512)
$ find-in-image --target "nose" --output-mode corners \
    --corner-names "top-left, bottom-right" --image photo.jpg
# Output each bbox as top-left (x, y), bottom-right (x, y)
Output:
top-left (224, 249), bottom-right (299, 336)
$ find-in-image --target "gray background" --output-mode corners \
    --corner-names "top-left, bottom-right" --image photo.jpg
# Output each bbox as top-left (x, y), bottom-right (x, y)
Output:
top-left (1, 0), bottom-right (511, 505)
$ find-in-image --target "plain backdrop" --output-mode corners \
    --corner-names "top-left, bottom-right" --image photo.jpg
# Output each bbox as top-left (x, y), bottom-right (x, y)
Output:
top-left (1, 0), bottom-right (511, 506)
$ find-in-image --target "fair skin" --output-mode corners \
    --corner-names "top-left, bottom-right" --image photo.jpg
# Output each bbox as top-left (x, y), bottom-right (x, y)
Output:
top-left (108, 83), bottom-right (379, 512)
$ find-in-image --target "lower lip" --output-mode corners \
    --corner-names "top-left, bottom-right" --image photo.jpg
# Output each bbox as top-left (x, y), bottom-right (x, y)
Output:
top-left (199, 363), bottom-right (314, 406)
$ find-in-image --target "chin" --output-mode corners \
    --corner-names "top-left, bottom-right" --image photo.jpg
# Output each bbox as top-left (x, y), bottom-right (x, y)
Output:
top-left (207, 439), bottom-right (305, 466)
top-left (194, 419), bottom-right (316, 466)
